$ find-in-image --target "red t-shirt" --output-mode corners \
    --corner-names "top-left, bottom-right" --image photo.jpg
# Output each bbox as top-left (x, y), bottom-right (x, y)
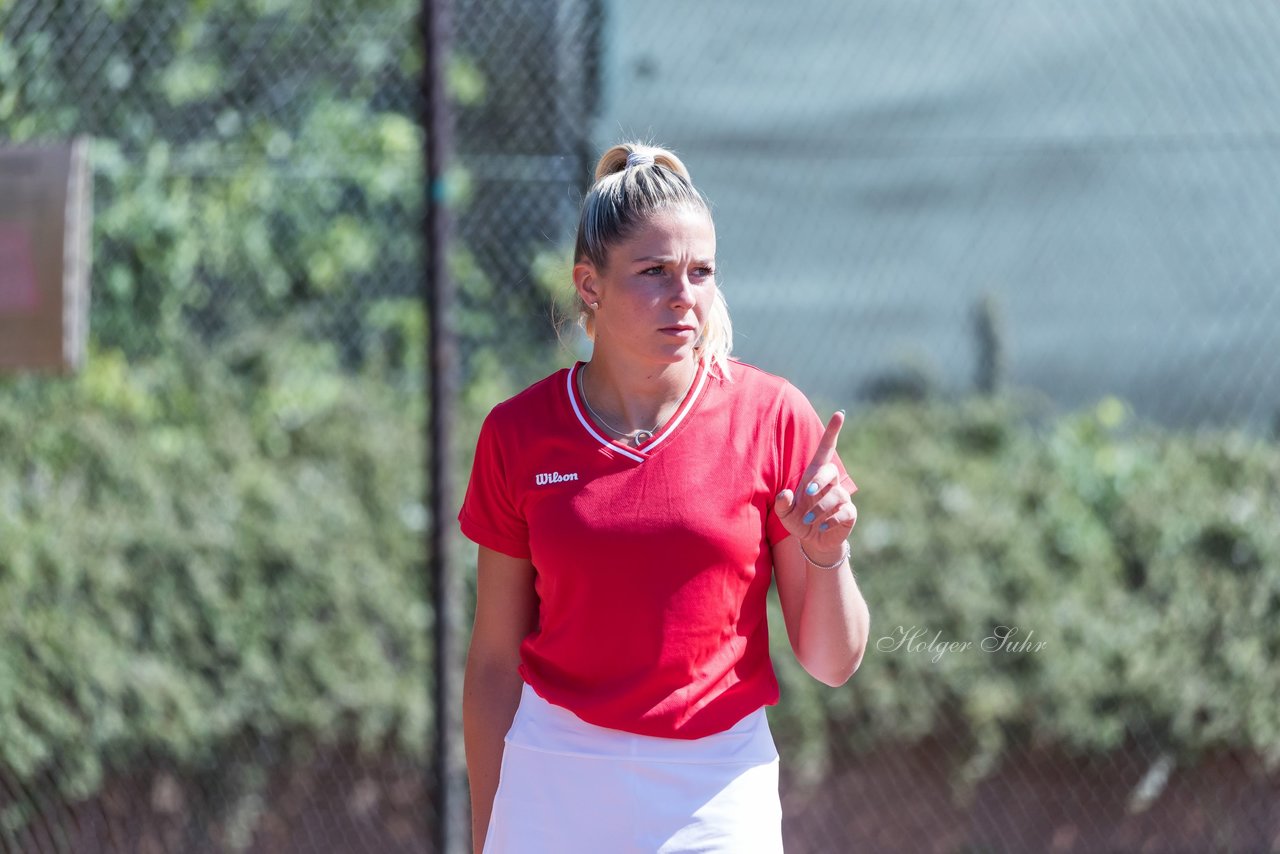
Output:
top-left (458, 358), bottom-right (856, 739)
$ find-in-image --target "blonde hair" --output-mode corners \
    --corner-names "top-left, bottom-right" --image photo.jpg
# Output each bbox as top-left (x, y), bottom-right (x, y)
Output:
top-left (572, 142), bottom-right (734, 380)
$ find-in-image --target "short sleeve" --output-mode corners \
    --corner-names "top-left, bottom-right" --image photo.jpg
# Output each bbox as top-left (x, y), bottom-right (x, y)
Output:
top-left (458, 409), bottom-right (531, 559)
top-left (765, 382), bottom-right (858, 547)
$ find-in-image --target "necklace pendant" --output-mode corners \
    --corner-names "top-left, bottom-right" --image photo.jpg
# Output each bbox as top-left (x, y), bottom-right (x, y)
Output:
top-left (634, 430), bottom-right (654, 445)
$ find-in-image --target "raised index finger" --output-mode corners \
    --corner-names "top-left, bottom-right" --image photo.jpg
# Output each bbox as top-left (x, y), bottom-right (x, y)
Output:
top-left (809, 410), bottom-right (845, 470)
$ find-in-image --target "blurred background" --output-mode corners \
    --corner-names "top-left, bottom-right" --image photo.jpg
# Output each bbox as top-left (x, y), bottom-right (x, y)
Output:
top-left (2, 0), bottom-right (1279, 852)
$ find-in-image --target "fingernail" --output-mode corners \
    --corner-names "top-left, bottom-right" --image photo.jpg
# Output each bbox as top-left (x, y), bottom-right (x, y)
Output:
top-left (838, 409), bottom-right (846, 416)
top-left (820, 522), bottom-right (829, 532)
top-left (805, 481), bottom-right (819, 496)
top-left (803, 512), bottom-right (816, 525)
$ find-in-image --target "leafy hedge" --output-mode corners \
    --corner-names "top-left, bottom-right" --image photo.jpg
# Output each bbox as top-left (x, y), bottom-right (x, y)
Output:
top-left (0, 332), bottom-right (427, 827)
top-left (1, 0), bottom-right (574, 383)
top-left (1, 0), bottom-right (429, 361)
top-left (5, 343), bottom-right (1279, 825)
top-left (770, 395), bottom-right (1280, 787)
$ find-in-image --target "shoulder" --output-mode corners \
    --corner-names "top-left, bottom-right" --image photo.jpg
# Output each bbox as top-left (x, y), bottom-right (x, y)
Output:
top-left (715, 357), bottom-right (789, 393)
top-left (711, 358), bottom-right (810, 414)
top-left (482, 367), bottom-right (572, 431)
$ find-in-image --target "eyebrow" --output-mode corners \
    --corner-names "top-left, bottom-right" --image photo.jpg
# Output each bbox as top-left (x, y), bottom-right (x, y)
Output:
top-left (633, 255), bottom-right (716, 264)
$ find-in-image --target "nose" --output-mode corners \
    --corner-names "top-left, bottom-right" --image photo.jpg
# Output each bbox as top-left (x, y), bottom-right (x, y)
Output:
top-left (671, 268), bottom-right (695, 308)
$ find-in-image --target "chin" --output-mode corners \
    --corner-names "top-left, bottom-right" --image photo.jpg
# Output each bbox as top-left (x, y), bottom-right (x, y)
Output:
top-left (653, 346), bottom-right (696, 364)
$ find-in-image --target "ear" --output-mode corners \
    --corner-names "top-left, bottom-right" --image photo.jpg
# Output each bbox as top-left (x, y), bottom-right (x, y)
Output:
top-left (573, 260), bottom-right (602, 307)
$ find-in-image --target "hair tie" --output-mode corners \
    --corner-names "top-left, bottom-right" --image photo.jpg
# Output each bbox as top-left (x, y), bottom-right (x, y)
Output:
top-left (625, 151), bottom-right (655, 169)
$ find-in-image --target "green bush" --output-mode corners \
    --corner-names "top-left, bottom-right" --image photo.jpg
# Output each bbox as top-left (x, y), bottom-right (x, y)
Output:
top-left (1, 0), bottom-right (566, 376)
top-left (0, 332), bottom-right (427, 831)
top-left (769, 395), bottom-right (1280, 788)
top-left (5, 336), bottom-right (1278, 829)
top-left (1, 0), bottom-right (427, 361)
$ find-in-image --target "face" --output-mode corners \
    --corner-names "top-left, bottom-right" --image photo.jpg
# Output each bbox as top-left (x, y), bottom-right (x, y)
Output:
top-left (575, 206), bottom-right (718, 367)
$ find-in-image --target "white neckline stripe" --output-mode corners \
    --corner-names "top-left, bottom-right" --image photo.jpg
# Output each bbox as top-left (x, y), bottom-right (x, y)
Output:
top-left (566, 362), bottom-right (707, 462)
top-left (639, 364), bottom-right (707, 453)
top-left (566, 366), bottom-right (646, 462)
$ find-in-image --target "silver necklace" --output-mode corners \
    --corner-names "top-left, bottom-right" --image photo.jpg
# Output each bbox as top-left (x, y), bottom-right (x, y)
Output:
top-left (577, 363), bottom-right (695, 447)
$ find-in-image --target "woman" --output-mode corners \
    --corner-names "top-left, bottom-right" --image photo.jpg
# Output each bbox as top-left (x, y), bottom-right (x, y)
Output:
top-left (459, 142), bottom-right (869, 853)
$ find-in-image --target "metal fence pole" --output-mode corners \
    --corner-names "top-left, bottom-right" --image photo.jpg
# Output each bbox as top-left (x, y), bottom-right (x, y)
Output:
top-left (422, 0), bottom-right (464, 852)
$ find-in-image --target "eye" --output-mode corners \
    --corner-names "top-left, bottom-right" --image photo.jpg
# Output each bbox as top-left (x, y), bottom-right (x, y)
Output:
top-left (694, 265), bottom-right (715, 278)
top-left (640, 265), bottom-right (665, 276)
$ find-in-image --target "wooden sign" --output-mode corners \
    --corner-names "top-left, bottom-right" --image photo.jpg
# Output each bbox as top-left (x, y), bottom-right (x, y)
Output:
top-left (0, 139), bottom-right (93, 373)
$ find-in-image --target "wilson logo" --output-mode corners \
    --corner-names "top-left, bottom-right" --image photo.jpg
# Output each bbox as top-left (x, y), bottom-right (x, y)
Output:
top-left (535, 471), bottom-right (579, 486)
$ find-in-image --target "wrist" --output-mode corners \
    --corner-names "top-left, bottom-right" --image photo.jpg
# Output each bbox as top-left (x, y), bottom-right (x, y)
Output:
top-left (800, 540), bottom-right (850, 570)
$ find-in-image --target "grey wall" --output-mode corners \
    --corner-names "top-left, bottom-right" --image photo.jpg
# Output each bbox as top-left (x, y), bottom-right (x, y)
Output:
top-left (594, 0), bottom-right (1280, 429)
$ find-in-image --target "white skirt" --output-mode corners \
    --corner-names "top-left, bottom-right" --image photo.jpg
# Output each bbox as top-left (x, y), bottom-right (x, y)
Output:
top-left (483, 682), bottom-right (784, 854)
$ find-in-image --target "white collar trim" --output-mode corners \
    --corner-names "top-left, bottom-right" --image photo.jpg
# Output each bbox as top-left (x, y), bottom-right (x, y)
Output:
top-left (566, 362), bottom-right (707, 462)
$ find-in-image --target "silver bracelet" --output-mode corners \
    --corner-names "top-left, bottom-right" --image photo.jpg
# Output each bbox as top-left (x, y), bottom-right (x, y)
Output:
top-left (800, 540), bottom-right (850, 570)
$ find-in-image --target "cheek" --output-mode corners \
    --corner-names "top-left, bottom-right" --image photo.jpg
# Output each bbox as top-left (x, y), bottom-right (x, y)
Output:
top-left (698, 285), bottom-right (719, 316)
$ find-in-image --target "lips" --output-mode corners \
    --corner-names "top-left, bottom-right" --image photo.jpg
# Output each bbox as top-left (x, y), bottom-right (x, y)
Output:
top-left (660, 325), bottom-right (696, 333)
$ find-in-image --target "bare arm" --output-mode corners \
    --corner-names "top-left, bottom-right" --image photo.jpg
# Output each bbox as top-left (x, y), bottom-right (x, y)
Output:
top-left (773, 534), bottom-right (870, 686)
top-left (463, 545), bottom-right (539, 854)
top-left (771, 410), bottom-right (869, 686)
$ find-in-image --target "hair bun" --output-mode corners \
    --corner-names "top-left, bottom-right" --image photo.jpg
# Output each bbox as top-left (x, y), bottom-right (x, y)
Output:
top-left (625, 151), bottom-right (655, 169)
top-left (593, 143), bottom-right (692, 183)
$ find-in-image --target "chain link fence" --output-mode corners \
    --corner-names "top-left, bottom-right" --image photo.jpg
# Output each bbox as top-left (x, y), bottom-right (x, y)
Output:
top-left (452, 1), bottom-right (1280, 852)
top-left (3, 0), bottom-right (433, 851)
top-left (449, 0), bottom-right (603, 394)
top-left (594, 1), bottom-right (1280, 435)
top-left (4, 0), bottom-right (1280, 851)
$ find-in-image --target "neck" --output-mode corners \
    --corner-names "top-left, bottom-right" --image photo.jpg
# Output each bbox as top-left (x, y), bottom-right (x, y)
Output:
top-left (580, 353), bottom-right (698, 436)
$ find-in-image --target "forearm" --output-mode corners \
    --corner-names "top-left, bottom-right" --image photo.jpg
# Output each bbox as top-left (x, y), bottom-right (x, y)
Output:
top-left (462, 657), bottom-right (525, 854)
top-left (795, 550), bottom-right (870, 686)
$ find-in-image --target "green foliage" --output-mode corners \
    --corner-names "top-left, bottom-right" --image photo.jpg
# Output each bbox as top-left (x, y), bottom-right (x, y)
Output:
top-left (0, 333), bottom-right (428, 824)
top-left (15, 0), bottom-right (1273, 825)
top-left (769, 395), bottom-right (1280, 789)
top-left (1, 0), bottom-right (577, 842)
top-left (2, 0), bottom-right (570, 380)
top-left (4, 334), bottom-right (1277, 828)
top-left (2, 0), bottom-right (426, 362)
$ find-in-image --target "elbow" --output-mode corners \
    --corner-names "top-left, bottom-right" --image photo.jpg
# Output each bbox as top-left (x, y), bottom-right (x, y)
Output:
top-left (800, 639), bottom-right (866, 687)
top-left (813, 645), bottom-right (865, 688)
top-left (838, 645), bottom-right (868, 686)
